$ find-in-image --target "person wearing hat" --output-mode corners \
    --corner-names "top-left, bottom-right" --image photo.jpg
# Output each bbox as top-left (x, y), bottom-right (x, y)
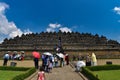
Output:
top-left (3, 51), bottom-right (10, 66)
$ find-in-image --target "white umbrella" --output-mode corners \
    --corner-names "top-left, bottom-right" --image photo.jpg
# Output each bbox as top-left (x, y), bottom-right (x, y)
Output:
top-left (43, 52), bottom-right (52, 56)
top-left (75, 61), bottom-right (86, 72)
top-left (13, 51), bottom-right (17, 53)
top-left (76, 61), bottom-right (86, 67)
top-left (56, 53), bottom-right (64, 58)
top-left (20, 51), bottom-right (25, 53)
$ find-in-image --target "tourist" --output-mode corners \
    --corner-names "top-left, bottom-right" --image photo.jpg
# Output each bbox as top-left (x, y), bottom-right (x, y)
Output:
top-left (32, 50), bottom-right (40, 69)
top-left (21, 51), bottom-right (25, 61)
top-left (75, 59), bottom-right (86, 72)
top-left (3, 51), bottom-right (10, 66)
top-left (9, 52), bottom-right (13, 60)
top-left (41, 54), bottom-right (45, 65)
top-left (85, 53), bottom-right (91, 66)
top-left (33, 57), bottom-right (39, 69)
top-left (44, 55), bottom-right (49, 72)
top-left (37, 66), bottom-right (46, 80)
top-left (65, 54), bottom-right (69, 65)
top-left (60, 57), bottom-right (64, 67)
top-left (54, 55), bottom-right (58, 67)
top-left (91, 52), bottom-right (97, 66)
top-left (48, 57), bottom-right (53, 73)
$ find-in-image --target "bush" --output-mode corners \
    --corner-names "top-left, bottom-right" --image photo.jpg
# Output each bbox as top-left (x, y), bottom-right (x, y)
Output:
top-left (82, 65), bottom-right (120, 80)
top-left (87, 65), bottom-right (120, 71)
top-left (82, 67), bottom-right (100, 80)
top-left (0, 66), bottom-right (36, 80)
top-left (12, 67), bottom-right (36, 80)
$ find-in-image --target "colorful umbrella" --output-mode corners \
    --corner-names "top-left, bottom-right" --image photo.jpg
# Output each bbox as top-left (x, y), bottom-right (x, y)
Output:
top-left (32, 51), bottom-right (40, 58)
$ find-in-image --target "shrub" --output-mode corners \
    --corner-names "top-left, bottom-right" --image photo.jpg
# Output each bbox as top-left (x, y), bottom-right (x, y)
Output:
top-left (12, 67), bottom-right (36, 80)
top-left (82, 67), bottom-right (100, 80)
top-left (82, 65), bottom-right (120, 80)
top-left (87, 65), bottom-right (120, 71)
top-left (0, 66), bottom-right (36, 80)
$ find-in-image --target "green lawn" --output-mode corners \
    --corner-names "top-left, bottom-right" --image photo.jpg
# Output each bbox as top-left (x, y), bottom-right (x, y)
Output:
top-left (0, 70), bottom-right (24, 80)
top-left (94, 70), bottom-right (120, 80)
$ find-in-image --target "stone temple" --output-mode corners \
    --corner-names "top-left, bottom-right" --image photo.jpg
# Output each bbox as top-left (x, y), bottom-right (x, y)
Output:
top-left (0, 31), bottom-right (120, 59)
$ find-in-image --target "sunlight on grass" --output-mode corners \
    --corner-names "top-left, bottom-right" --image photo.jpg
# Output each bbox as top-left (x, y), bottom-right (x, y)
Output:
top-left (94, 70), bottom-right (120, 80)
top-left (0, 70), bottom-right (24, 80)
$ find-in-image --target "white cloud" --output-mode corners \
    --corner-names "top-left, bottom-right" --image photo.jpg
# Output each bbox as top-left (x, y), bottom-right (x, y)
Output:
top-left (46, 23), bottom-right (72, 33)
top-left (46, 27), bottom-right (55, 32)
top-left (0, 2), bottom-right (32, 43)
top-left (49, 23), bottom-right (61, 28)
top-left (60, 27), bottom-right (72, 33)
top-left (46, 23), bottom-right (61, 32)
top-left (23, 29), bottom-right (32, 35)
top-left (0, 3), bottom-right (23, 36)
top-left (113, 7), bottom-right (120, 15)
top-left (0, 2), bottom-right (9, 14)
top-left (9, 28), bottom-right (22, 38)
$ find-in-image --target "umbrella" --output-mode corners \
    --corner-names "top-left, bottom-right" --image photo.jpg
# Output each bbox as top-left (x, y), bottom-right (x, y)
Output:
top-left (13, 51), bottom-right (17, 53)
top-left (32, 51), bottom-right (40, 58)
top-left (56, 53), bottom-right (64, 58)
top-left (76, 61), bottom-right (86, 67)
top-left (20, 51), bottom-right (25, 53)
top-left (43, 52), bottom-right (52, 56)
top-left (75, 61), bottom-right (85, 72)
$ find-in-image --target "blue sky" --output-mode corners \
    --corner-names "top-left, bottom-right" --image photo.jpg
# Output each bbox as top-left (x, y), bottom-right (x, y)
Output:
top-left (0, 0), bottom-right (120, 43)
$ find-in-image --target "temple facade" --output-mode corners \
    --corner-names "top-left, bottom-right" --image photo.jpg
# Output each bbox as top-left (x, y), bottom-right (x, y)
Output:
top-left (0, 31), bottom-right (120, 58)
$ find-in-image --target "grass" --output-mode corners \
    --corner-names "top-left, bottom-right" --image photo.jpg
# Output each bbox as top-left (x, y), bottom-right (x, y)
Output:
top-left (0, 70), bottom-right (24, 80)
top-left (93, 70), bottom-right (120, 80)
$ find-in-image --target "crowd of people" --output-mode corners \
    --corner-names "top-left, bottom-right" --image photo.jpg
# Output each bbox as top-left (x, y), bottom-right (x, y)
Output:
top-left (36, 52), bottom-right (97, 80)
top-left (41, 53), bottom-right (69, 72)
top-left (34, 51), bottom-right (70, 80)
top-left (33, 52), bottom-right (69, 69)
top-left (3, 51), bottom-right (25, 66)
top-left (3, 50), bottom-right (97, 80)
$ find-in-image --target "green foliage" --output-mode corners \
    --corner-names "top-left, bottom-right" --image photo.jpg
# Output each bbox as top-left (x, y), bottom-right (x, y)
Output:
top-left (82, 65), bottom-right (120, 80)
top-left (0, 70), bottom-right (24, 80)
top-left (94, 70), bottom-right (120, 80)
top-left (12, 68), bottom-right (36, 80)
top-left (0, 66), bottom-right (36, 80)
top-left (87, 65), bottom-right (120, 71)
top-left (82, 67), bottom-right (100, 80)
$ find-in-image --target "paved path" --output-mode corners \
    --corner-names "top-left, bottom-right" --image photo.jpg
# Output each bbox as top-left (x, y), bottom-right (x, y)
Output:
top-left (7, 59), bottom-right (119, 80)
top-left (25, 65), bottom-right (85, 80)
